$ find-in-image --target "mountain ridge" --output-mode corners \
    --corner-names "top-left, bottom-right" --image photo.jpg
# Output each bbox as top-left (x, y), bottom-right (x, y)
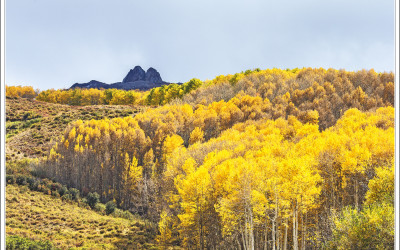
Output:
top-left (70, 66), bottom-right (177, 91)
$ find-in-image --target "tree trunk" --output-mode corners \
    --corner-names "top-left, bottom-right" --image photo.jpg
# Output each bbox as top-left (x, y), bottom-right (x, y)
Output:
top-left (355, 179), bottom-right (359, 211)
top-left (293, 201), bottom-right (298, 250)
top-left (272, 218), bottom-right (276, 250)
top-left (264, 218), bottom-right (268, 250)
top-left (277, 216), bottom-right (280, 250)
top-left (284, 218), bottom-right (288, 250)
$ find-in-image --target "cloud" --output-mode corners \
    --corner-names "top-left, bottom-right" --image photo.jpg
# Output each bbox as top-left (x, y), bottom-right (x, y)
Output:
top-left (6, 0), bottom-right (395, 90)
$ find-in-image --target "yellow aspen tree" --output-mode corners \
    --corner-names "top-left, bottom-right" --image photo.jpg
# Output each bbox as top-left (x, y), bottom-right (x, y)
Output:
top-left (156, 210), bottom-right (173, 249)
top-left (189, 127), bottom-right (204, 145)
top-left (175, 166), bottom-right (212, 249)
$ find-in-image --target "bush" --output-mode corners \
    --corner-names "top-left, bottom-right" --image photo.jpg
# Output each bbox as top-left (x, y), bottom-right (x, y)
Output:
top-left (69, 188), bottom-right (80, 201)
top-left (29, 179), bottom-right (40, 191)
top-left (51, 190), bottom-right (60, 197)
top-left (121, 210), bottom-right (135, 220)
top-left (6, 175), bottom-right (15, 185)
top-left (79, 198), bottom-right (89, 208)
top-left (94, 203), bottom-right (106, 214)
top-left (105, 201), bottom-right (117, 215)
top-left (327, 203), bottom-right (394, 249)
top-left (87, 192), bottom-right (100, 209)
top-left (62, 193), bottom-right (73, 201)
top-left (37, 184), bottom-right (50, 194)
top-left (26, 176), bottom-right (35, 185)
top-left (26, 177), bottom-right (39, 190)
top-left (58, 185), bottom-right (69, 196)
top-left (50, 183), bottom-right (62, 192)
top-left (16, 175), bottom-right (27, 185)
top-left (112, 208), bottom-right (123, 217)
top-left (6, 235), bottom-right (54, 250)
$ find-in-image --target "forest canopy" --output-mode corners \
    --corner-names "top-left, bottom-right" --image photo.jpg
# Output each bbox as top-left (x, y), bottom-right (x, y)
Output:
top-left (28, 67), bottom-right (394, 249)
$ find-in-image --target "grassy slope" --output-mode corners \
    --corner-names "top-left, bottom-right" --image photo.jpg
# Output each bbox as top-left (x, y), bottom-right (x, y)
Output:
top-left (6, 184), bottom-right (157, 249)
top-left (6, 97), bottom-right (157, 249)
top-left (6, 97), bottom-right (145, 160)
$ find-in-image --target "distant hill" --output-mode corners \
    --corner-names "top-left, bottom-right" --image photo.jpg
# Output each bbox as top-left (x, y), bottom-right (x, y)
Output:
top-left (70, 66), bottom-right (179, 91)
top-left (5, 97), bottom-right (141, 160)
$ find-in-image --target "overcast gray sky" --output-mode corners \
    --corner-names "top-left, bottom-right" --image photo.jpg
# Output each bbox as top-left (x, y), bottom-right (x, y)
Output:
top-left (6, 0), bottom-right (395, 90)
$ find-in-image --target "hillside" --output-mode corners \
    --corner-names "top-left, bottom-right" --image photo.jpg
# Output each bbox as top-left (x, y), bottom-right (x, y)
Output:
top-left (6, 67), bottom-right (395, 249)
top-left (6, 184), bottom-right (157, 249)
top-left (5, 97), bottom-right (143, 161)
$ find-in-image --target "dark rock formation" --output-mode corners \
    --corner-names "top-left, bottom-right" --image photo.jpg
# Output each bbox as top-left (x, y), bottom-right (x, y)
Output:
top-left (145, 67), bottom-right (163, 84)
top-left (69, 66), bottom-right (177, 91)
top-left (70, 80), bottom-right (109, 89)
top-left (122, 66), bottom-right (146, 83)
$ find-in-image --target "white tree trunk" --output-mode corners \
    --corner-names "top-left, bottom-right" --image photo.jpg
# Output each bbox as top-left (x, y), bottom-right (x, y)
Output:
top-left (293, 201), bottom-right (298, 250)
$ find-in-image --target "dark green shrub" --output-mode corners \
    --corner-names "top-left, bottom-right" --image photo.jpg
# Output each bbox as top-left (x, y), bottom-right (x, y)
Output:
top-left (42, 179), bottom-right (54, 190)
top-left (29, 180), bottom-right (40, 191)
top-left (58, 185), bottom-right (69, 196)
top-left (105, 201), bottom-right (117, 215)
top-left (79, 198), bottom-right (89, 208)
top-left (50, 182), bottom-right (61, 191)
top-left (94, 203), bottom-right (106, 214)
top-left (16, 175), bottom-right (27, 185)
top-left (69, 188), bottom-right (80, 201)
top-left (51, 190), bottom-right (60, 197)
top-left (26, 176), bottom-right (35, 186)
top-left (6, 175), bottom-right (15, 184)
top-left (62, 193), bottom-right (73, 201)
top-left (87, 192), bottom-right (100, 209)
top-left (37, 184), bottom-right (44, 192)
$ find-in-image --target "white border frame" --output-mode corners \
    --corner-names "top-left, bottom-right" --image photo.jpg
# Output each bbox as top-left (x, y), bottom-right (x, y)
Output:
top-left (395, 0), bottom-right (399, 249)
top-left (0, 1), bottom-right (398, 250)
top-left (1, 0), bottom-right (6, 248)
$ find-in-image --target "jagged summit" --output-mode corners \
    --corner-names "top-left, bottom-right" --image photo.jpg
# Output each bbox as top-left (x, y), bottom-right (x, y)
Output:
top-left (70, 66), bottom-right (174, 91)
top-left (123, 66), bottom-right (146, 83)
top-left (145, 67), bottom-right (163, 84)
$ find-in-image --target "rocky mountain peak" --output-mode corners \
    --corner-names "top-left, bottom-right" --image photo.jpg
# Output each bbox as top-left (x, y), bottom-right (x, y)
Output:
top-left (145, 67), bottom-right (163, 84)
top-left (122, 66), bottom-right (146, 83)
top-left (70, 66), bottom-right (176, 91)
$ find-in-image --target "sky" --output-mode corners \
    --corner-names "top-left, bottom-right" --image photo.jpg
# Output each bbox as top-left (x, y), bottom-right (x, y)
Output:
top-left (5, 0), bottom-right (395, 91)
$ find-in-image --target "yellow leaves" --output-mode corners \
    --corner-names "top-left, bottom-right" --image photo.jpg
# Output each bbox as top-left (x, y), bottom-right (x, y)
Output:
top-left (156, 210), bottom-right (173, 247)
top-left (124, 153), bottom-right (142, 187)
top-left (341, 143), bottom-right (371, 175)
top-left (181, 104), bottom-right (194, 118)
top-left (37, 87), bottom-right (144, 105)
top-left (74, 119), bottom-right (84, 128)
top-left (68, 127), bottom-right (76, 140)
top-left (5, 85), bottom-right (36, 98)
top-left (182, 157), bottom-right (197, 175)
top-left (74, 143), bottom-right (80, 152)
top-left (49, 148), bottom-right (59, 160)
top-left (143, 148), bottom-right (154, 166)
top-left (365, 162), bottom-right (394, 205)
top-left (175, 166), bottom-right (213, 240)
top-left (278, 154), bottom-right (321, 205)
top-left (163, 134), bottom-right (184, 156)
top-left (177, 166), bottom-right (212, 202)
top-left (251, 190), bottom-right (268, 214)
top-left (215, 197), bottom-right (239, 237)
top-left (189, 127), bottom-right (204, 145)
